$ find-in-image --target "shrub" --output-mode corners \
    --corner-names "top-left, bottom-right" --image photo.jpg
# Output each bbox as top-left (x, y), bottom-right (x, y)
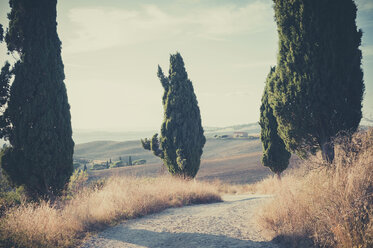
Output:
top-left (91, 164), bottom-right (108, 171)
top-left (133, 159), bottom-right (146, 165)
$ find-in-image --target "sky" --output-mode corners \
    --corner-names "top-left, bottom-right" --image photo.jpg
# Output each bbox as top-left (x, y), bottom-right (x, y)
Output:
top-left (0, 0), bottom-right (372, 132)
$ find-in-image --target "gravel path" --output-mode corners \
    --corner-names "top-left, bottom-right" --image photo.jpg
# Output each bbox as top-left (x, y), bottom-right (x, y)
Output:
top-left (81, 194), bottom-right (279, 248)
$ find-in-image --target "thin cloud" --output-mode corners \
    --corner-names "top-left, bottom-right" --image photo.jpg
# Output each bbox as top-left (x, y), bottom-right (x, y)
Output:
top-left (64, 1), bottom-right (273, 54)
top-left (362, 45), bottom-right (373, 57)
top-left (356, 0), bottom-right (373, 11)
top-left (234, 60), bottom-right (276, 69)
top-left (225, 91), bottom-right (250, 97)
top-left (191, 2), bottom-right (273, 36)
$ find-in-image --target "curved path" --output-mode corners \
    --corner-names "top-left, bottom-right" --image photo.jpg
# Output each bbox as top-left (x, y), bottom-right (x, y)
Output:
top-left (81, 194), bottom-right (279, 248)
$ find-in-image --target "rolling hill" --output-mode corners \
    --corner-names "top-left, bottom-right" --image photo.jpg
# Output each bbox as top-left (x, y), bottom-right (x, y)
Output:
top-left (73, 123), bottom-right (294, 184)
top-left (74, 137), bottom-right (278, 184)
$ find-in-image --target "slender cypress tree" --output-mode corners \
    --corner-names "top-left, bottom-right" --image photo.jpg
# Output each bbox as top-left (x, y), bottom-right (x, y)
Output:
top-left (1, 0), bottom-right (74, 198)
top-left (142, 53), bottom-right (205, 178)
top-left (270, 0), bottom-right (364, 162)
top-left (0, 24), bottom-right (3, 42)
top-left (260, 67), bottom-right (290, 178)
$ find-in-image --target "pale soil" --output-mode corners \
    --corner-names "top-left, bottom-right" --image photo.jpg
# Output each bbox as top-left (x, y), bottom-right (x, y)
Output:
top-left (81, 194), bottom-right (280, 248)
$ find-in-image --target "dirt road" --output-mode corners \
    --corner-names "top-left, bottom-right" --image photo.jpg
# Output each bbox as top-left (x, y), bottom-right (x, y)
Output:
top-left (81, 194), bottom-right (279, 248)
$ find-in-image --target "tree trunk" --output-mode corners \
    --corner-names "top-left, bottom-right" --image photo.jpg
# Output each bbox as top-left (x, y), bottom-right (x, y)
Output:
top-left (276, 172), bottom-right (282, 180)
top-left (321, 141), bottom-right (335, 163)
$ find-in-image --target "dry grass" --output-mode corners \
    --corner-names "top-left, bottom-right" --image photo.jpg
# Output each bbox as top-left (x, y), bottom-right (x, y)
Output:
top-left (0, 176), bottom-right (221, 248)
top-left (256, 128), bottom-right (373, 248)
top-left (205, 179), bottom-right (254, 195)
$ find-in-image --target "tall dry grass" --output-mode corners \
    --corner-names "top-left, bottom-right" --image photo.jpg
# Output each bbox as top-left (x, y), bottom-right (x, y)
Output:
top-left (257, 129), bottom-right (373, 248)
top-left (0, 176), bottom-right (221, 248)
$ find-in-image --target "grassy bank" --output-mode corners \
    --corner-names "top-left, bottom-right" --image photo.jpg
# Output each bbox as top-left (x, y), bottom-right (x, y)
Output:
top-left (0, 176), bottom-right (221, 248)
top-left (256, 129), bottom-right (373, 247)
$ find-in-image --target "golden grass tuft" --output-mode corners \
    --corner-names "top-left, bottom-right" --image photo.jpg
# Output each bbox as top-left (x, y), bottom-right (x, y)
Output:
top-left (0, 176), bottom-right (221, 248)
top-left (256, 128), bottom-right (373, 248)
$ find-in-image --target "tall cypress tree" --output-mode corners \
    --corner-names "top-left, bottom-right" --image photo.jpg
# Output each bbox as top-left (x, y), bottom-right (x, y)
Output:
top-left (142, 53), bottom-right (205, 178)
top-left (270, 0), bottom-right (364, 162)
top-left (1, 0), bottom-right (74, 198)
top-left (260, 67), bottom-right (290, 178)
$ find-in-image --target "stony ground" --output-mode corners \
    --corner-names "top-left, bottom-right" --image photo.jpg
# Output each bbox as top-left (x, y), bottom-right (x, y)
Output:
top-left (81, 194), bottom-right (280, 248)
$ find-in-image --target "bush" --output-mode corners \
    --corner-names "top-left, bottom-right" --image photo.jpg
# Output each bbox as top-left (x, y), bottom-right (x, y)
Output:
top-left (0, 155), bottom-right (25, 217)
top-left (91, 163), bottom-right (108, 170)
top-left (65, 169), bottom-right (88, 198)
top-left (110, 161), bottom-right (126, 168)
top-left (132, 159), bottom-right (146, 165)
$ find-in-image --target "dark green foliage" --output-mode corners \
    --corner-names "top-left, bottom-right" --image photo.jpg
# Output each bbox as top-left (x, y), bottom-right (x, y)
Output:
top-left (259, 67), bottom-right (290, 177)
top-left (91, 163), bottom-right (108, 170)
top-left (133, 159), bottom-right (146, 165)
top-left (0, 146), bottom-right (25, 217)
top-left (0, 62), bottom-right (12, 139)
top-left (1, 0), bottom-right (74, 198)
top-left (0, 24), bottom-right (3, 42)
top-left (142, 53), bottom-right (205, 178)
top-left (141, 133), bottom-right (163, 158)
top-left (270, 0), bottom-right (364, 162)
top-left (128, 156), bottom-right (132, 166)
top-left (112, 160), bottom-right (126, 168)
top-left (0, 62), bottom-right (11, 107)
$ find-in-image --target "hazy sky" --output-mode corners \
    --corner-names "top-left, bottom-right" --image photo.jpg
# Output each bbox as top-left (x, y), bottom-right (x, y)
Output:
top-left (0, 0), bottom-right (372, 131)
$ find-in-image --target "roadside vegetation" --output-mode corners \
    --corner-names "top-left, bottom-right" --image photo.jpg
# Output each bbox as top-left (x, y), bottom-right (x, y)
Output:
top-left (0, 176), bottom-right (221, 248)
top-left (256, 129), bottom-right (373, 248)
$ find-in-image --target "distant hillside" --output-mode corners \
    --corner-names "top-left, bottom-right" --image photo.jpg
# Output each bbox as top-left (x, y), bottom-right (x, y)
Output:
top-left (74, 133), bottom-right (301, 184)
top-left (74, 138), bottom-right (261, 163)
top-left (74, 140), bottom-right (160, 164)
top-left (73, 123), bottom-right (270, 184)
top-left (73, 130), bottom-right (157, 144)
top-left (204, 123), bottom-right (260, 137)
top-left (73, 123), bottom-right (260, 144)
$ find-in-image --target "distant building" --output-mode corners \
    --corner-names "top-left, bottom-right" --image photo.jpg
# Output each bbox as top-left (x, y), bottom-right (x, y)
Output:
top-left (233, 132), bottom-right (248, 138)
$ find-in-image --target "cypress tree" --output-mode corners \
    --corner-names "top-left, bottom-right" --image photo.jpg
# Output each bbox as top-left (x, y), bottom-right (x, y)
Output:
top-left (0, 24), bottom-right (3, 42)
top-left (260, 67), bottom-right (291, 178)
top-left (0, 62), bottom-right (11, 138)
top-left (142, 53), bottom-right (205, 178)
top-left (1, 0), bottom-right (74, 198)
top-left (128, 156), bottom-right (132, 166)
top-left (270, 0), bottom-right (364, 162)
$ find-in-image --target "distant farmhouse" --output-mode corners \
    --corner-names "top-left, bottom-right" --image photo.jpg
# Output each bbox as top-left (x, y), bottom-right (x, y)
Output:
top-left (233, 132), bottom-right (248, 138)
